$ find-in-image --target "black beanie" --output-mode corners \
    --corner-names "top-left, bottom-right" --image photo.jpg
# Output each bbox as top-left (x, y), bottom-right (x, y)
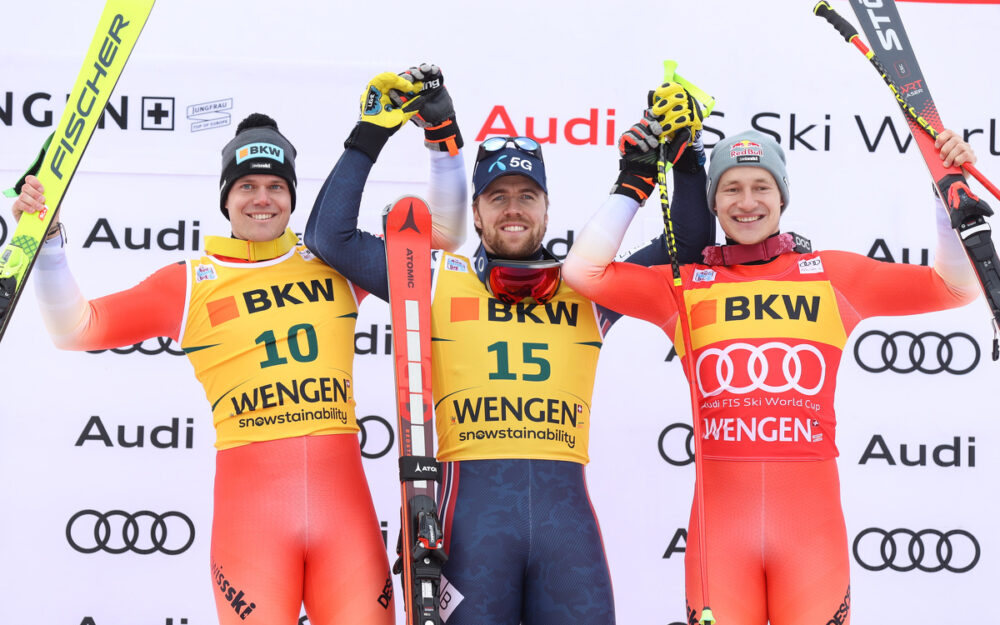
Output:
top-left (219, 113), bottom-right (298, 218)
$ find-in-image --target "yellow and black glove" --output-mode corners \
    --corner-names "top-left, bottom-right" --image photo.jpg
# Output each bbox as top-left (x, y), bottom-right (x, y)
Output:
top-left (650, 81), bottom-right (703, 140)
top-left (344, 72), bottom-right (422, 161)
top-left (395, 63), bottom-right (464, 156)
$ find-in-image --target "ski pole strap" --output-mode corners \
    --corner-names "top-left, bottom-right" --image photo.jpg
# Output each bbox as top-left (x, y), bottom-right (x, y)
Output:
top-left (4, 133), bottom-right (54, 198)
top-left (399, 455), bottom-right (441, 482)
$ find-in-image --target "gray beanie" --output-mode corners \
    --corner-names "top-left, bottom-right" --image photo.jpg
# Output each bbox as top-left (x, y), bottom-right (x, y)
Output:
top-left (706, 130), bottom-right (789, 213)
top-left (219, 113), bottom-right (297, 218)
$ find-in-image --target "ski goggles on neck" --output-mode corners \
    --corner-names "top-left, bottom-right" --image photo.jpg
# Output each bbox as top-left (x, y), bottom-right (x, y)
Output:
top-left (476, 136), bottom-right (543, 163)
top-left (485, 258), bottom-right (562, 305)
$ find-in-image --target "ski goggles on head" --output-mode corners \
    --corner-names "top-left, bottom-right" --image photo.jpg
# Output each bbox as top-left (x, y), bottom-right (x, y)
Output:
top-left (476, 136), bottom-right (543, 163)
top-left (485, 258), bottom-right (562, 305)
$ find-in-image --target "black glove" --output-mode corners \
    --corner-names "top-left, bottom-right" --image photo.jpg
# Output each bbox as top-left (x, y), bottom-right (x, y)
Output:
top-left (395, 63), bottom-right (464, 155)
top-left (344, 72), bottom-right (421, 161)
top-left (612, 110), bottom-right (662, 204)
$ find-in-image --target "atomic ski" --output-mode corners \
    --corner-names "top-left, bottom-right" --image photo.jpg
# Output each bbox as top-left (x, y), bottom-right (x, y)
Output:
top-left (384, 195), bottom-right (446, 625)
top-left (816, 0), bottom-right (1000, 357)
top-left (0, 0), bottom-right (155, 343)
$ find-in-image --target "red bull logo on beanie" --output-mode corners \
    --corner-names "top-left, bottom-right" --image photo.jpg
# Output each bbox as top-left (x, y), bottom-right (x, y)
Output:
top-left (729, 140), bottom-right (763, 163)
top-left (236, 142), bottom-right (284, 165)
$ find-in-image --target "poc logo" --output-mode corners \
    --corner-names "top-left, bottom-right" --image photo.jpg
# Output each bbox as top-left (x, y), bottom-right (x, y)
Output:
top-left (488, 154), bottom-right (533, 173)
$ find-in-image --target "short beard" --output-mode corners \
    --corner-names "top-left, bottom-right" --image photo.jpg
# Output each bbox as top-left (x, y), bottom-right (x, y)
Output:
top-left (481, 227), bottom-right (545, 259)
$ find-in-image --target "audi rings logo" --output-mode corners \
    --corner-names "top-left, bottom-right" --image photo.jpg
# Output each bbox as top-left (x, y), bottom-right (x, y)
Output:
top-left (696, 342), bottom-right (826, 397)
top-left (853, 330), bottom-right (979, 374)
top-left (358, 415), bottom-right (394, 459)
top-left (66, 509), bottom-right (195, 555)
top-left (658, 423), bottom-right (695, 466)
top-left (87, 336), bottom-right (185, 356)
top-left (853, 527), bottom-right (980, 573)
top-left (0, 214), bottom-right (8, 247)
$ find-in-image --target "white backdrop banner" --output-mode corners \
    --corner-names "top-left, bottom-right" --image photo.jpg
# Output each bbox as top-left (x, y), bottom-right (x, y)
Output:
top-left (1, 1), bottom-right (997, 624)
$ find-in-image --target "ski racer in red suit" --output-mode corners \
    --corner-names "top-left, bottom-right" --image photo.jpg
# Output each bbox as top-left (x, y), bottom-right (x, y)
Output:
top-left (11, 101), bottom-right (466, 624)
top-left (562, 126), bottom-right (980, 625)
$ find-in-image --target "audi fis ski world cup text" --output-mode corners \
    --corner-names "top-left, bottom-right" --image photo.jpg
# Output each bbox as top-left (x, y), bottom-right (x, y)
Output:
top-left (476, 102), bottom-right (1000, 154)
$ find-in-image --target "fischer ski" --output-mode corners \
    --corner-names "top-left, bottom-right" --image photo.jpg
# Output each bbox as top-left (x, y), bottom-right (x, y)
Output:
top-left (814, 0), bottom-right (1000, 360)
top-left (0, 0), bottom-right (155, 344)
top-left (384, 195), bottom-right (446, 625)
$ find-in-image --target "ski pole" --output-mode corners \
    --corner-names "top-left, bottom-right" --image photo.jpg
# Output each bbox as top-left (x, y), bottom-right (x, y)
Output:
top-left (655, 59), bottom-right (717, 625)
top-left (813, 0), bottom-right (1000, 203)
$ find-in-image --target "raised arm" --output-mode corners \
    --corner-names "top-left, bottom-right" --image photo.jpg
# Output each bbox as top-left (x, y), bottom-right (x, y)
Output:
top-left (581, 81), bottom-right (714, 330)
top-left (11, 175), bottom-right (185, 349)
top-left (304, 65), bottom-right (467, 302)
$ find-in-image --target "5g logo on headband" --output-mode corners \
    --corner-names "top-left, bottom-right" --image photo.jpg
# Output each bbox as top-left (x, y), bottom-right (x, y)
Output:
top-left (488, 154), bottom-right (534, 174)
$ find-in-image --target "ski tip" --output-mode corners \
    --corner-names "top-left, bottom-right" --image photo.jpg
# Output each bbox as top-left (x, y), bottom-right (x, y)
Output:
top-left (383, 195), bottom-right (431, 236)
top-left (383, 194), bottom-right (429, 214)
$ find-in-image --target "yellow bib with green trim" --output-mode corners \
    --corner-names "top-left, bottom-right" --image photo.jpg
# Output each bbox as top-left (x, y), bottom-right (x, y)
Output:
top-left (181, 246), bottom-right (359, 450)
top-left (432, 252), bottom-right (602, 463)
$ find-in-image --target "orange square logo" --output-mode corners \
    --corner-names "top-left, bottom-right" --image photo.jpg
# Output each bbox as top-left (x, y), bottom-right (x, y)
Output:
top-left (690, 299), bottom-right (717, 330)
top-left (450, 297), bottom-right (479, 322)
top-left (207, 296), bottom-right (240, 327)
